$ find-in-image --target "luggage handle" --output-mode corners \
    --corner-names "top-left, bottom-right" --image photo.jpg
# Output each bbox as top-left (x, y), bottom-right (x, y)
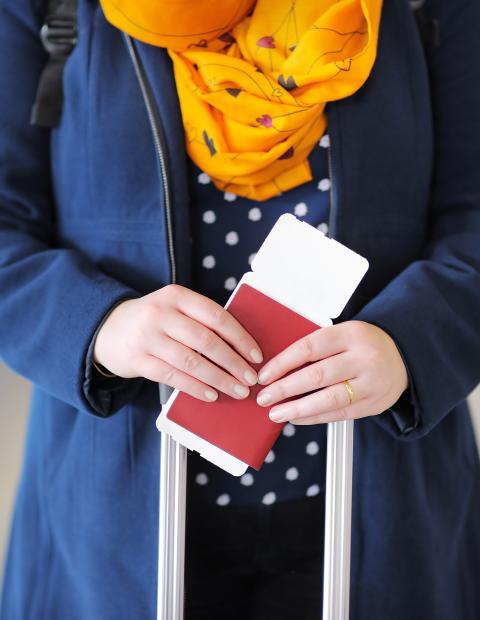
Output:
top-left (157, 382), bottom-right (354, 620)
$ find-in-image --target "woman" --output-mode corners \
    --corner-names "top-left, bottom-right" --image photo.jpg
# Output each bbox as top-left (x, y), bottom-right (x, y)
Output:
top-left (1, 0), bottom-right (480, 618)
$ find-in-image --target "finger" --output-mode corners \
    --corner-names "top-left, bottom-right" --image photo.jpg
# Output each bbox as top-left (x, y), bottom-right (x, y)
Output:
top-left (140, 355), bottom-right (219, 403)
top-left (256, 352), bottom-right (357, 407)
top-left (163, 312), bottom-right (258, 386)
top-left (257, 324), bottom-right (348, 385)
top-left (174, 288), bottom-right (264, 365)
top-left (150, 334), bottom-right (251, 400)
top-left (268, 377), bottom-right (366, 423)
top-left (291, 399), bottom-right (371, 425)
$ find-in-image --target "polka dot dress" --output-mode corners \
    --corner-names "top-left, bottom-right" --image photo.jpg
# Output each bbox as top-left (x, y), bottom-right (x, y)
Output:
top-left (186, 134), bottom-right (332, 506)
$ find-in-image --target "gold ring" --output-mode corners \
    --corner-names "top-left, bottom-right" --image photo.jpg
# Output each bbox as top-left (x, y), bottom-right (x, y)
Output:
top-left (343, 380), bottom-right (354, 404)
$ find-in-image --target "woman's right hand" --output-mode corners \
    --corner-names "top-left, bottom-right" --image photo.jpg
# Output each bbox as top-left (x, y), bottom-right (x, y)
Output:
top-left (93, 284), bottom-right (263, 402)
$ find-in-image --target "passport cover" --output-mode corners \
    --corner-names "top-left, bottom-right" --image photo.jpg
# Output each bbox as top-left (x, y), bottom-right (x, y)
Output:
top-left (166, 282), bottom-right (323, 470)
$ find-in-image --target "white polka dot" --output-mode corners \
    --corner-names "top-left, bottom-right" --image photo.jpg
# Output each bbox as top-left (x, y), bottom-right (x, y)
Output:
top-left (216, 493), bottom-right (231, 506)
top-left (202, 210), bottom-right (216, 224)
top-left (225, 231), bottom-right (239, 245)
top-left (317, 222), bottom-right (329, 235)
top-left (224, 276), bottom-right (237, 291)
top-left (202, 255), bottom-right (216, 269)
top-left (306, 484), bottom-right (320, 497)
top-left (283, 423), bottom-right (296, 437)
top-left (318, 178), bottom-right (331, 192)
top-left (294, 202), bottom-right (308, 217)
top-left (195, 473), bottom-right (208, 485)
top-left (319, 134), bottom-right (331, 148)
top-left (285, 467), bottom-right (299, 481)
top-left (306, 441), bottom-right (320, 456)
top-left (248, 252), bottom-right (257, 265)
top-left (248, 207), bottom-right (262, 222)
top-left (198, 172), bottom-right (211, 185)
top-left (262, 491), bottom-right (276, 505)
top-left (265, 449), bottom-right (275, 464)
top-left (240, 473), bottom-right (254, 486)
top-left (224, 192), bottom-right (237, 202)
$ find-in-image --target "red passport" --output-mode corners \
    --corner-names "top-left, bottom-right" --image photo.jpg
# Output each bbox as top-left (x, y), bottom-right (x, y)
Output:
top-left (165, 283), bottom-right (322, 470)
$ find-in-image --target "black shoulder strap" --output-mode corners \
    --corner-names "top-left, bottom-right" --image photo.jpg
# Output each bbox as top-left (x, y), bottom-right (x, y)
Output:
top-left (409, 0), bottom-right (440, 49)
top-left (31, 0), bottom-right (78, 128)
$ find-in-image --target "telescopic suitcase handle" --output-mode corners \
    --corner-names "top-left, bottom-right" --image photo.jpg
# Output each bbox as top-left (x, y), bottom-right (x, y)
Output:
top-left (157, 384), bottom-right (187, 620)
top-left (156, 378), bottom-right (354, 620)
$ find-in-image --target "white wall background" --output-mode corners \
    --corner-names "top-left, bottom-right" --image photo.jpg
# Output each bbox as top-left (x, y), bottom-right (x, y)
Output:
top-left (1, 363), bottom-right (480, 586)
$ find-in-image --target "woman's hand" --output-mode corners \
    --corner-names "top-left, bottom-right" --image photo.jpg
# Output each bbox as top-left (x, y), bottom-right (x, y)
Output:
top-left (256, 321), bottom-right (408, 424)
top-left (93, 284), bottom-right (263, 402)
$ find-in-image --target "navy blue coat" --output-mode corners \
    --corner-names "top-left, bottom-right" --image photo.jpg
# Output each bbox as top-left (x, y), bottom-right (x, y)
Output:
top-left (1, 0), bottom-right (480, 618)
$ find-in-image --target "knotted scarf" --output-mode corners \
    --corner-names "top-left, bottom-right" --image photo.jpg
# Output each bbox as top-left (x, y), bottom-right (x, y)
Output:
top-left (100, 0), bottom-right (383, 201)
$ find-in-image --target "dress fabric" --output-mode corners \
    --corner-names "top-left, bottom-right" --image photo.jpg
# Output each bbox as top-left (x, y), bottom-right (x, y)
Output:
top-left (186, 137), bottom-right (333, 506)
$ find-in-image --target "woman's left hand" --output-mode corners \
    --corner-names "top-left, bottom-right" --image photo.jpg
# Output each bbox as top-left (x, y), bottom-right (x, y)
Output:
top-left (256, 321), bottom-right (409, 425)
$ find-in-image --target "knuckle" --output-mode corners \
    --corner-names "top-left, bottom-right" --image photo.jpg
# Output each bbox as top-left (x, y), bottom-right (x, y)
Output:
top-left (272, 381), bottom-right (285, 399)
top-left (161, 283), bottom-right (180, 299)
top-left (199, 328), bottom-right (216, 351)
top-left (300, 335), bottom-right (314, 361)
top-left (214, 374), bottom-right (235, 395)
top-left (162, 365), bottom-right (177, 386)
top-left (308, 363), bottom-right (324, 387)
top-left (288, 404), bottom-right (301, 420)
top-left (325, 390), bottom-right (341, 410)
top-left (163, 283), bottom-right (189, 306)
top-left (183, 352), bottom-right (201, 374)
top-left (211, 305), bottom-right (227, 328)
top-left (349, 320), bottom-right (368, 341)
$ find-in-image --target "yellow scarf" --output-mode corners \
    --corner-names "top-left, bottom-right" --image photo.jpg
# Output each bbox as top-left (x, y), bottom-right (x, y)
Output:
top-left (101, 0), bottom-right (383, 201)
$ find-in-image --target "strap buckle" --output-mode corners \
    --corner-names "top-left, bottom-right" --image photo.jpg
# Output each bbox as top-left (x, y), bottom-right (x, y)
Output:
top-left (40, 16), bottom-right (77, 57)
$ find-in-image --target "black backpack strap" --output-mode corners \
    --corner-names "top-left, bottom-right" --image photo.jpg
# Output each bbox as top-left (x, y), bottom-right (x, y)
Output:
top-left (31, 0), bottom-right (78, 128)
top-left (409, 0), bottom-right (440, 49)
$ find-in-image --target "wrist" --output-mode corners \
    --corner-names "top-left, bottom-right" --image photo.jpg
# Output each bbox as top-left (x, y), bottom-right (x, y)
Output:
top-left (92, 298), bottom-right (133, 371)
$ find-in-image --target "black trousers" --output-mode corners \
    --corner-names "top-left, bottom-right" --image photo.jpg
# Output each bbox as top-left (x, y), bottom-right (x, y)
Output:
top-left (184, 495), bottom-right (325, 619)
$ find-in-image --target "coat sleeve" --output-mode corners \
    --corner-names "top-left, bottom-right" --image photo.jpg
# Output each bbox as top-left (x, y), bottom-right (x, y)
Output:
top-left (0, 0), bottom-right (143, 417)
top-left (354, 0), bottom-right (480, 440)
top-left (82, 301), bottom-right (146, 416)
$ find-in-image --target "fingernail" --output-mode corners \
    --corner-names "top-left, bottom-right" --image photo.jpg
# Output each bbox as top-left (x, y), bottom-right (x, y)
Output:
top-left (269, 408), bottom-right (288, 422)
top-left (243, 370), bottom-right (258, 386)
top-left (250, 348), bottom-right (263, 364)
top-left (257, 392), bottom-right (273, 406)
top-left (258, 370), bottom-right (271, 384)
top-left (234, 384), bottom-right (249, 398)
top-left (205, 389), bottom-right (218, 401)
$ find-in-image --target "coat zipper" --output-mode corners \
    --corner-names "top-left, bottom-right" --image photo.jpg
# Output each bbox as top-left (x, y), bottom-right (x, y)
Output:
top-left (326, 126), bottom-right (338, 242)
top-left (123, 33), bottom-right (177, 285)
